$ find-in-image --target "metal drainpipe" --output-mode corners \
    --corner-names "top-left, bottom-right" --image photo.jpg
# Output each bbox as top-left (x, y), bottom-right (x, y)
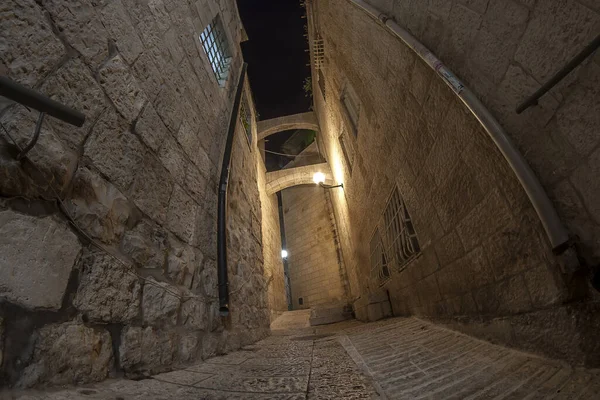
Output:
top-left (349, 0), bottom-right (570, 254)
top-left (217, 62), bottom-right (248, 317)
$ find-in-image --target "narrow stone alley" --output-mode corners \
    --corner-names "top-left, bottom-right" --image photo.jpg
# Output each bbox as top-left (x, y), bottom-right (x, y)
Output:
top-left (7, 311), bottom-right (598, 399)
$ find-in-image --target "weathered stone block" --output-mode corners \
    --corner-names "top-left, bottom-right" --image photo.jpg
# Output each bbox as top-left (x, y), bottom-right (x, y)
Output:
top-left (178, 332), bottom-right (200, 363)
top-left (142, 278), bottom-right (181, 325)
top-left (40, 58), bottom-right (107, 150)
top-left (131, 52), bottom-right (164, 102)
top-left (556, 61), bottom-right (600, 155)
top-left (159, 134), bottom-right (188, 185)
top-left (434, 230), bottom-right (465, 266)
top-left (456, 189), bottom-right (514, 251)
top-left (473, 274), bottom-right (532, 315)
top-left (74, 250), bottom-right (141, 323)
top-left (571, 147), bottom-right (600, 225)
top-left (121, 219), bottom-right (168, 269)
top-left (0, 108), bottom-right (79, 196)
top-left (0, 0), bottom-right (65, 86)
top-left (167, 184), bottom-right (199, 243)
top-left (119, 326), bottom-right (177, 376)
top-left (99, 0), bottom-right (145, 64)
top-left (522, 264), bottom-right (564, 308)
top-left (85, 109), bottom-right (146, 190)
top-left (436, 246), bottom-right (493, 296)
top-left (468, 28), bottom-right (515, 84)
top-left (98, 55), bottom-right (147, 123)
top-left (128, 153), bottom-right (174, 224)
top-left (482, 0), bottom-right (529, 41)
top-left (153, 85), bottom-right (184, 134)
top-left (66, 167), bottom-right (133, 244)
top-left (167, 236), bottom-right (202, 287)
top-left (514, 0), bottom-right (599, 82)
top-left (134, 103), bottom-right (171, 153)
top-left (457, 0), bottom-right (489, 14)
top-left (42, 0), bottom-right (109, 66)
top-left (181, 298), bottom-right (207, 330)
top-left (18, 322), bottom-right (112, 388)
top-left (0, 211), bottom-right (80, 310)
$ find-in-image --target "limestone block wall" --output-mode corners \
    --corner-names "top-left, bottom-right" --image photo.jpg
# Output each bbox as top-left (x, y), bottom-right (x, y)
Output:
top-left (257, 149), bottom-right (288, 321)
top-left (282, 185), bottom-right (347, 309)
top-left (308, 0), bottom-right (600, 366)
top-left (364, 0), bottom-right (600, 268)
top-left (0, 0), bottom-right (273, 388)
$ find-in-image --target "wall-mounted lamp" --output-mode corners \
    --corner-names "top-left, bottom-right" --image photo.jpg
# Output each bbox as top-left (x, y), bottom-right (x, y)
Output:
top-left (281, 249), bottom-right (288, 259)
top-left (313, 172), bottom-right (343, 189)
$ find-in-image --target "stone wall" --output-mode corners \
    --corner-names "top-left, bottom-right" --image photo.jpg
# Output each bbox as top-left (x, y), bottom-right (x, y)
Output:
top-left (308, 0), bottom-right (600, 366)
top-left (0, 0), bottom-right (275, 388)
top-left (257, 150), bottom-right (288, 321)
top-left (282, 184), bottom-right (347, 309)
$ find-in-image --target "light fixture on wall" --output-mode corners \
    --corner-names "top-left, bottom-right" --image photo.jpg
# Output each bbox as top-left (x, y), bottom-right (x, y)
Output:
top-left (281, 249), bottom-right (288, 259)
top-left (313, 172), bottom-right (343, 189)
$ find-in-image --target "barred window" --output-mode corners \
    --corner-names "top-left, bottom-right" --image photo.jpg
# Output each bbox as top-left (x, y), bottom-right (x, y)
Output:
top-left (318, 68), bottom-right (326, 101)
top-left (341, 82), bottom-right (360, 136)
top-left (240, 94), bottom-right (252, 145)
top-left (370, 187), bottom-right (420, 285)
top-left (339, 129), bottom-right (355, 171)
top-left (200, 15), bottom-right (232, 86)
top-left (370, 228), bottom-right (391, 285)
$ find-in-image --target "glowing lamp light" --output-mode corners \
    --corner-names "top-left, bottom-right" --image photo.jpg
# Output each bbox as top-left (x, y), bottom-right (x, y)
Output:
top-left (313, 172), bottom-right (326, 185)
top-left (281, 249), bottom-right (288, 259)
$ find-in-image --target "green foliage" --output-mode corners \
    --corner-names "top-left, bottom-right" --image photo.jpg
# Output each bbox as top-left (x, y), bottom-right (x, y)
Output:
top-left (303, 76), bottom-right (313, 98)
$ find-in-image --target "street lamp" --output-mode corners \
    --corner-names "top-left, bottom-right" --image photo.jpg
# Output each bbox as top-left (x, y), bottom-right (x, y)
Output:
top-left (313, 172), bottom-right (343, 189)
top-left (281, 249), bottom-right (288, 259)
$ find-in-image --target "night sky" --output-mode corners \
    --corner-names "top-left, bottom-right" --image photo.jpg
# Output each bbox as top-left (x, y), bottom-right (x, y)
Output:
top-left (237, 0), bottom-right (311, 120)
top-left (237, 0), bottom-right (312, 170)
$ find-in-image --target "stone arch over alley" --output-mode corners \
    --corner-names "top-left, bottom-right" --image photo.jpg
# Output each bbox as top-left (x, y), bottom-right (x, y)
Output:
top-left (257, 111), bottom-right (319, 140)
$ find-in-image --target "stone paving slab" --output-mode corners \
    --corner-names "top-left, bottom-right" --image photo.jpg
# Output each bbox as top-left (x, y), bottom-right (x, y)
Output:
top-left (339, 317), bottom-right (600, 400)
top-left (6, 313), bottom-right (598, 400)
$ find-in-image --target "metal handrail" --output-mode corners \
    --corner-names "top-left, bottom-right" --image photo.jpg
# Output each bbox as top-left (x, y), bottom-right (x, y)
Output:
top-left (516, 33), bottom-right (600, 114)
top-left (0, 76), bottom-right (85, 126)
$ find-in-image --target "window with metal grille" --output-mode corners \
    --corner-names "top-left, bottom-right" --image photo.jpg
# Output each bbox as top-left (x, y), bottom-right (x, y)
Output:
top-left (240, 94), bottom-right (252, 145)
top-left (339, 129), bottom-right (355, 171)
top-left (200, 15), bottom-right (232, 86)
top-left (341, 82), bottom-right (360, 136)
top-left (370, 228), bottom-right (391, 285)
top-left (370, 187), bottom-right (420, 285)
top-left (318, 69), bottom-right (326, 101)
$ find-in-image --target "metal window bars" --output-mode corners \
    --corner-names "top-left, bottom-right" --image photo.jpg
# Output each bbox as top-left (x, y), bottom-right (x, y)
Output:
top-left (239, 94), bottom-right (252, 144)
top-left (370, 228), bottom-right (391, 285)
top-left (382, 187), bottom-right (420, 273)
top-left (370, 187), bottom-right (421, 286)
top-left (313, 35), bottom-right (325, 70)
top-left (200, 15), bottom-right (232, 86)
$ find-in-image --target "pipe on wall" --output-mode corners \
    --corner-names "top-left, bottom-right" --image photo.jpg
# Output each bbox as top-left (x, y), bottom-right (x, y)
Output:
top-left (217, 62), bottom-right (248, 317)
top-left (348, 0), bottom-right (570, 253)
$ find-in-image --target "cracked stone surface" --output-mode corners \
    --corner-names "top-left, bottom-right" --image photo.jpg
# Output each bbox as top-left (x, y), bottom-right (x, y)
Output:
top-left (5, 311), bottom-right (599, 399)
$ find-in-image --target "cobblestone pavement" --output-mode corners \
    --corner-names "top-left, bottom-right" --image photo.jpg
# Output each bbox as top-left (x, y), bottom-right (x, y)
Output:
top-left (5, 311), bottom-right (599, 399)
top-left (338, 318), bottom-right (600, 399)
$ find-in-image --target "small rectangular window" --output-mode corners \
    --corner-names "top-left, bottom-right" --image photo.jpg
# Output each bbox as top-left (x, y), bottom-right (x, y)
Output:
top-left (382, 187), bottom-right (420, 272)
top-left (200, 15), bottom-right (232, 86)
top-left (240, 94), bottom-right (252, 145)
top-left (318, 68), bottom-right (326, 101)
top-left (370, 187), bottom-right (420, 286)
top-left (341, 83), bottom-right (360, 136)
top-left (370, 229), bottom-right (391, 285)
top-left (339, 129), bottom-right (355, 171)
